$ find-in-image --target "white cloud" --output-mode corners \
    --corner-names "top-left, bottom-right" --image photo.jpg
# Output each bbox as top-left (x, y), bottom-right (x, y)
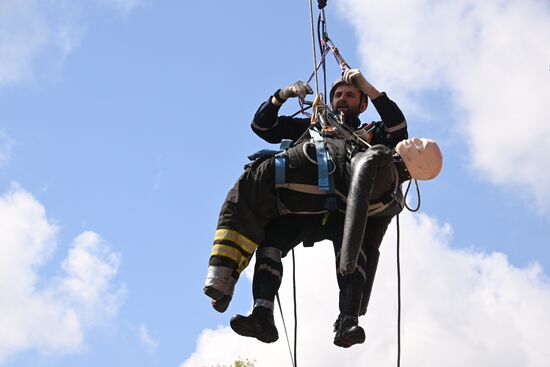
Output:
top-left (0, 131), bottom-right (16, 167)
top-left (181, 212), bottom-right (550, 367)
top-left (337, 0), bottom-right (550, 210)
top-left (56, 231), bottom-right (125, 325)
top-left (0, 0), bottom-right (86, 86)
top-left (0, 184), bottom-right (125, 363)
top-left (138, 323), bottom-right (159, 353)
top-left (0, 0), bottom-right (140, 87)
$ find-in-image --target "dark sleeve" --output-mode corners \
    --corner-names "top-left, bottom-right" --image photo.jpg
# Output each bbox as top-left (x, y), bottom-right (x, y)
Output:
top-left (251, 97), bottom-right (310, 144)
top-left (370, 92), bottom-right (408, 148)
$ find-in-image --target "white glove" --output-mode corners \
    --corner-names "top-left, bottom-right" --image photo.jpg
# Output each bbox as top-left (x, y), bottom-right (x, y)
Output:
top-left (342, 69), bottom-right (373, 94)
top-left (278, 81), bottom-right (314, 100)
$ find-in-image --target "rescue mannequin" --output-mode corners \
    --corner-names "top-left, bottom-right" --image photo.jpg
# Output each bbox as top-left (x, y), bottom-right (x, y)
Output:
top-left (229, 137), bottom-right (442, 347)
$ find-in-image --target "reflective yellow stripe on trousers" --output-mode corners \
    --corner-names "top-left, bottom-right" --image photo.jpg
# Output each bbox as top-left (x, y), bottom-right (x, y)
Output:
top-left (214, 229), bottom-right (258, 254)
top-left (211, 244), bottom-right (241, 264)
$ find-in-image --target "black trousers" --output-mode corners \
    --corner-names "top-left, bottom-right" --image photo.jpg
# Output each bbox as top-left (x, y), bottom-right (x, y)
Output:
top-left (206, 143), bottom-right (400, 315)
top-left (254, 213), bottom-right (391, 316)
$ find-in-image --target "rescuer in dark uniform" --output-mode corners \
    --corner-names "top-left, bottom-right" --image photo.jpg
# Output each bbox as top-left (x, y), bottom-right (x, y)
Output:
top-left (204, 69), bottom-right (420, 347)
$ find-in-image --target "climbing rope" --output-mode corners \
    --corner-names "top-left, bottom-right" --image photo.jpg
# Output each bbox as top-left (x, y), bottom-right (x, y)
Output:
top-left (395, 210), bottom-right (405, 367)
top-left (279, 2), bottom-right (332, 364)
top-left (394, 181), bottom-right (422, 367)
top-left (277, 248), bottom-right (298, 367)
top-left (292, 250), bottom-right (298, 367)
top-left (308, 0), bottom-right (320, 95)
top-left (283, 3), bottom-right (422, 367)
top-left (283, 0), bottom-right (369, 360)
top-left (276, 292), bottom-right (296, 367)
top-left (404, 179), bottom-right (421, 212)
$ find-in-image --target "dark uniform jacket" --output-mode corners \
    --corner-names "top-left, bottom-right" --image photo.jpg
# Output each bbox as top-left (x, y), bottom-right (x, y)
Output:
top-left (250, 93), bottom-right (409, 215)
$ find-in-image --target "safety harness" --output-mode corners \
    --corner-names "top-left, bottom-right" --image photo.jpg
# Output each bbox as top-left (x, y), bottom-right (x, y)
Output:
top-left (248, 126), bottom-right (339, 213)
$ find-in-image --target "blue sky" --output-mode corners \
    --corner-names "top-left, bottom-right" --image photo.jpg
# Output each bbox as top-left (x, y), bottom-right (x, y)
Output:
top-left (1, 0), bottom-right (550, 366)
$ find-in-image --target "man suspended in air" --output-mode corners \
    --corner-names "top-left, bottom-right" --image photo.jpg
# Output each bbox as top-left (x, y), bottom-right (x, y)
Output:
top-left (203, 69), bottom-right (442, 347)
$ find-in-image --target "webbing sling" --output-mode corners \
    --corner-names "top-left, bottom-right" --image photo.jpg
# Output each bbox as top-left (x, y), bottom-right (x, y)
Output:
top-left (308, 128), bottom-right (334, 193)
top-left (249, 134), bottom-right (337, 210)
top-left (275, 139), bottom-right (293, 185)
top-left (309, 128), bottom-right (338, 211)
top-left (248, 139), bottom-right (293, 186)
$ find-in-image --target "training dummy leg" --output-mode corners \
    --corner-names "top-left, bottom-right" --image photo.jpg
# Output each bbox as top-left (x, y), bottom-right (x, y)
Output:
top-left (332, 217), bottom-right (391, 348)
top-left (334, 283), bottom-right (365, 348)
top-left (333, 236), bottom-right (367, 348)
top-left (359, 216), bottom-right (391, 315)
top-left (339, 145), bottom-right (394, 275)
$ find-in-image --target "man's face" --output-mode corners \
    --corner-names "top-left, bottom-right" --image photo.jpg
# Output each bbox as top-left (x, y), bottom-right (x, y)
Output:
top-left (331, 84), bottom-right (367, 117)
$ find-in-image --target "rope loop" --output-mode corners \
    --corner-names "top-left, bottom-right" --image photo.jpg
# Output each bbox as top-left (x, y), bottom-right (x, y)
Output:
top-left (404, 179), bottom-right (421, 212)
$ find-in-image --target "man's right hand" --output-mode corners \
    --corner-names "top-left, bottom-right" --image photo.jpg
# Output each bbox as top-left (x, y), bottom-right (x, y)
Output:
top-left (342, 69), bottom-right (373, 94)
top-left (278, 81), bottom-right (313, 100)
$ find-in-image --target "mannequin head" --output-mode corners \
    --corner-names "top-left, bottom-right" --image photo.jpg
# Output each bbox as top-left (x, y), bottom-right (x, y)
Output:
top-left (396, 138), bottom-right (442, 180)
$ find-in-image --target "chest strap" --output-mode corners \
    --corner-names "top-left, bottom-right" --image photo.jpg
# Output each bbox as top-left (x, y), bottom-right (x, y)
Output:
top-left (309, 128), bottom-right (335, 193)
top-left (275, 139), bottom-right (292, 184)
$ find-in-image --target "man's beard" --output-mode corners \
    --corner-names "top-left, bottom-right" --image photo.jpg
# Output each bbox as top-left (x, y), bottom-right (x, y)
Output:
top-left (343, 114), bottom-right (361, 129)
top-left (334, 105), bottom-right (361, 128)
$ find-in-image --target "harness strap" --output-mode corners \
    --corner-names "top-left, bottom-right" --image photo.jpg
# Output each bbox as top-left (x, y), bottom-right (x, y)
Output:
top-left (275, 182), bottom-right (346, 200)
top-left (275, 139), bottom-right (293, 185)
top-left (309, 128), bottom-right (334, 193)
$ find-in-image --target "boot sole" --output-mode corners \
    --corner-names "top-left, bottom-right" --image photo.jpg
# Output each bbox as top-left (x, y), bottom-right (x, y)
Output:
top-left (230, 316), bottom-right (278, 343)
top-left (230, 315), bottom-right (261, 338)
top-left (334, 328), bottom-right (365, 348)
top-left (257, 331), bottom-right (278, 344)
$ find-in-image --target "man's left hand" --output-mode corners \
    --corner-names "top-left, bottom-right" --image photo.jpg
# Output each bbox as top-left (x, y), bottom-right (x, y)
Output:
top-left (343, 69), bottom-right (373, 94)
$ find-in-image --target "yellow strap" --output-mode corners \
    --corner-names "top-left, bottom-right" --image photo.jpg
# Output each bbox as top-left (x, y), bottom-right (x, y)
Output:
top-left (215, 229), bottom-right (258, 254)
top-left (322, 212), bottom-right (330, 226)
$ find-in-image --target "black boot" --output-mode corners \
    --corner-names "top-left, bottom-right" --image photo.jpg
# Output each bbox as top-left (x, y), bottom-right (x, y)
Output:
top-left (333, 314), bottom-right (365, 348)
top-left (230, 306), bottom-right (278, 343)
top-left (333, 283), bottom-right (365, 348)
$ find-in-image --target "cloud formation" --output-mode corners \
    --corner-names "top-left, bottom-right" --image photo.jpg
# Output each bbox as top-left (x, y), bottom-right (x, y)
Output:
top-left (0, 1), bottom-right (85, 86)
top-left (182, 212), bottom-right (550, 367)
top-left (138, 323), bottom-right (159, 353)
top-left (338, 0), bottom-right (550, 210)
top-left (0, 131), bottom-right (15, 167)
top-left (0, 185), bottom-right (125, 363)
top-left (0, 0), bottom-right (140, 87)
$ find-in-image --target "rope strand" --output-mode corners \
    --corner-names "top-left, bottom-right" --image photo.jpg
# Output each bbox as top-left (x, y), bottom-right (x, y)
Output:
top-left (404, 179), bottom-right (421, 212)
top-left (396, 215), bottom-right (402, 367)
top-left (308, 0), bottom-right (320, 94)
top-left (276, 292), bottom-right (296, 367)
top-left (292, 249), bottom-right (298, 367)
